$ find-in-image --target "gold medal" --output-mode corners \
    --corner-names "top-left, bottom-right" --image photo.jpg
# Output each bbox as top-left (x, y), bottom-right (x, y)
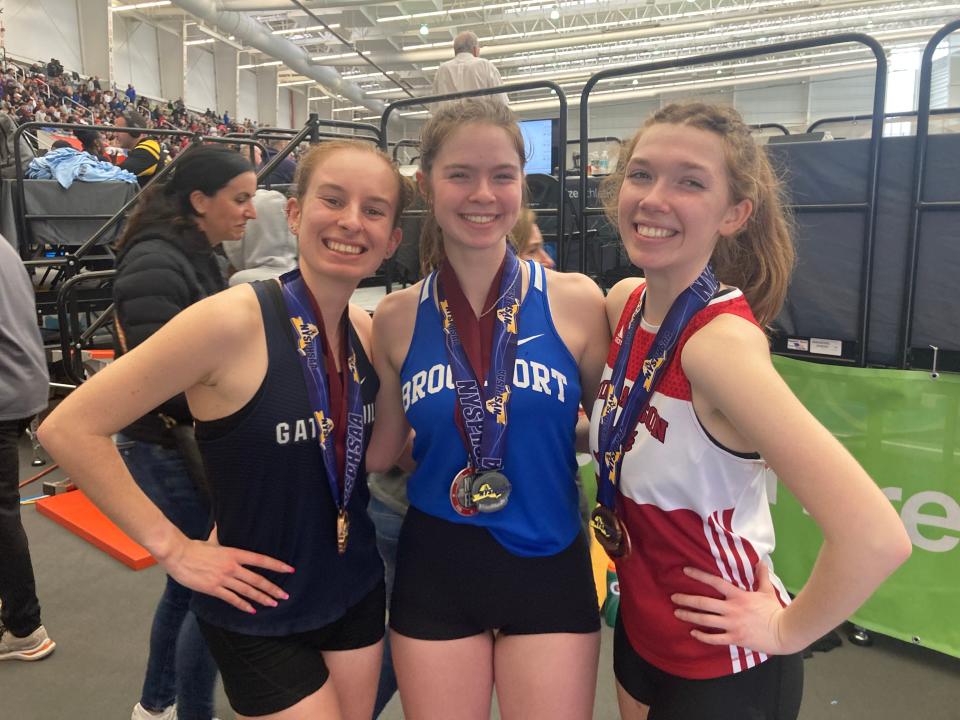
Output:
top-left (336, 508), bottom-right (350, 555)
top-left (472, 470), bottom-right (511, 513)
top-left (590, 505), bottom-right (631, 558)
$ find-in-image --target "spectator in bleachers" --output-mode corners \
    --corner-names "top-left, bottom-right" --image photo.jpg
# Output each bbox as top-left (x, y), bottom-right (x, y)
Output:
top-left (258, 138), bottom-right (297, 186)
top-left (74, 128), bottom-right (107, 161)
top-left (116, 108), bottom-right (165, 187)
top-left (125, 83), bottom-right (137, 104)
top-left (3, 57), bottom-right (262, 152)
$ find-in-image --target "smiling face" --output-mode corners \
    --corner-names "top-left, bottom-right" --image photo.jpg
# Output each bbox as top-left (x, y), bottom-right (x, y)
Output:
top-left (617, 123), bottom-right (751, 281)
top-left (191, 171), bottom-right (258, 245)
top-left (420, 122), bottom-right (523, 254)
top-left (288, 147), bottom-right (402, 283)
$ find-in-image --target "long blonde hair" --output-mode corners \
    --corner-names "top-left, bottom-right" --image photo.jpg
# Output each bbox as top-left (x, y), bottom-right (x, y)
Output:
top-left (600, 102), bottom-right (795, 328)
top-left (417, 99), bottom-right (525, 275)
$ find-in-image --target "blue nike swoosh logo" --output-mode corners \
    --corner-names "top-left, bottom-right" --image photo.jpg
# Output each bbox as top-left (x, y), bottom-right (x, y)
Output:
top-left (517, 334), bottom-right (544, 346)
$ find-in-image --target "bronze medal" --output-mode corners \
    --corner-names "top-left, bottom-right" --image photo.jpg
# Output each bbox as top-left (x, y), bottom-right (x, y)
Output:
top-left (336, 508), bottom-right (350, 555)
top-left (591, 505), bottom-right (631, 558)
top-left (450, 467), bottom-right (479, 517)
top-left (472, 471), bottom-right (511, 513)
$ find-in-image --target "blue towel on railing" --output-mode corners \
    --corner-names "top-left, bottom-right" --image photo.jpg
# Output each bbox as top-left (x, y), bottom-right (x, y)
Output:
top-left (26, 148), bottom-right (139, 189)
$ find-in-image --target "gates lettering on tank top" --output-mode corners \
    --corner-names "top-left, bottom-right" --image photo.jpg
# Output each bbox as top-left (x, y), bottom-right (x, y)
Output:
top-left (193, 280), bottom-right (383, 636)
top-left (402, 260), bottom-right (582, 557)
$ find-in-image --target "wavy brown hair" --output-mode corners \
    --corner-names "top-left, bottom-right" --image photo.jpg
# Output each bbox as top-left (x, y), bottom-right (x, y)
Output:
top-left (599, 102), bottom-right (795, 328)
top-left (417, 99), bottom-right (525, 275)
top-left (294, 140), bottom-right (412, 228)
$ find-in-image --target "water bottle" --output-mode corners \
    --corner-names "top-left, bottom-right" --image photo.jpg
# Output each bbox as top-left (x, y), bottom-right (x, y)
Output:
top-left (602, 561), bottom-right (620, 628)
top-left (599, 149), bottom-right (610, 174)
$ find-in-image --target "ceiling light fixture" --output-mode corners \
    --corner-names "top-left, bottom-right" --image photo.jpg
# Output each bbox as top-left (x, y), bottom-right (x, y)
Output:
top-left (310, 51), bottom-right (372, 61)
top-left (110, 0), bottom-right (171, 11)
top-left (272, 23), bottom-right (340, 35)
top-left (420, 24), bottom-right (430, 35)
top-left (550, 8), bottom-right (561, 20)
top-left (238, 60), bottom-right (284, 69)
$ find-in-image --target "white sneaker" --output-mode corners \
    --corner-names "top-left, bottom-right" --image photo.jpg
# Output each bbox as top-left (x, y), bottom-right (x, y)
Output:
top-left (131, 703), bottom-right (177, 720)
top-left (0, 624), bottom-right (56, 661)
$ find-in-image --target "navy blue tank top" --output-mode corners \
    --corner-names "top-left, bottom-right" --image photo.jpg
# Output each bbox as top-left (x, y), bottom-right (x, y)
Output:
top-left (401, 261), bottom-right (582, 557)
top-left (193, 280), bottom-right (383, 635)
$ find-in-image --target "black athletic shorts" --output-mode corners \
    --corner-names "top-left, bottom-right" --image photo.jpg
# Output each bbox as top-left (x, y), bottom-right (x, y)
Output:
top-left (614, 614), bottom-right (803, 719)
top-left (390, 506), bottom-right (600, 640)
top-left (197, 581), bottom-right (385, 717)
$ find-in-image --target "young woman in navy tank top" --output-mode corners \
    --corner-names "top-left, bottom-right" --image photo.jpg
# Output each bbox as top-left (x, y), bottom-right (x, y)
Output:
top-left (591, 103), bottom-right (912, 719)
top-left (367, 99), bottom-right (610, 720)
top-left (40, 141), bottom-right (412, 720)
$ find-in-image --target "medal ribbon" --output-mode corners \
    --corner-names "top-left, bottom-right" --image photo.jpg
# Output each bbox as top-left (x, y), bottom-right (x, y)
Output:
top-left (436, 247), bottom-right (522, 472)
top-left (596, 265), bottom-right (719, 510)
top-left (279, 269), bottom-right (365, 519)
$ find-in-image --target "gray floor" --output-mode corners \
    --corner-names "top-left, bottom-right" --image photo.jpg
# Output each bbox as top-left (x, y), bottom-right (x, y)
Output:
top-left (5, 441), bottom-right (960, 720)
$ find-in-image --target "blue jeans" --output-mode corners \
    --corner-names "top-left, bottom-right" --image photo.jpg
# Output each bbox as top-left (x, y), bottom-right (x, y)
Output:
top-left (368, 495), bottom-right (405, 718)
top-left (117, 433), bottom-right (218, 720)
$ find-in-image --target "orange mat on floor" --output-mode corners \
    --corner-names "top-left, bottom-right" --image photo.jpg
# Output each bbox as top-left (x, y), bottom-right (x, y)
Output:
top-left (36, 490), bottom-right (156, 571)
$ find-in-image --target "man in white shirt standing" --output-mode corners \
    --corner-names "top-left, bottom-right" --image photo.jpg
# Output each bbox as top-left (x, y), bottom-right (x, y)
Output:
top-left (432, 31), bottom-right (509, 106)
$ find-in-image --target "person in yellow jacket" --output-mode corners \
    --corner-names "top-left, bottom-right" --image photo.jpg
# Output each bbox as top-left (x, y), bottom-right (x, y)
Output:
top-left (116, 108), bottom-right (165, 187)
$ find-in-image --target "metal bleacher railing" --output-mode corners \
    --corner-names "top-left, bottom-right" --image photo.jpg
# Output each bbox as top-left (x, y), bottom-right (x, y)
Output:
top-left (900, 18), bottom-right (960, 373)
top-left (579, 33), bottom-right (888, 367)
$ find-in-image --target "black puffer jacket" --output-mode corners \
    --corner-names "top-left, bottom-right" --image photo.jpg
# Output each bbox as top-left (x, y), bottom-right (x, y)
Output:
top-left (113, 221), bottom-right (226, 444)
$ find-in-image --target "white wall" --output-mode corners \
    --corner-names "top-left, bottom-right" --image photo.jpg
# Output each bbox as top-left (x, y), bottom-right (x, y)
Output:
top-left (734, 81), bottom-right (807, 128)
top-left (113, 16), bottom-right (163, 100)
top-left (238, 70), bottom-right (258, 124)
top-left (807, 70), bottom-right (876, 124)
top-left (185, 46), bottom-right (217, 113)
top-left (278, 88), bottom-right (293, 129)
top-left (5, 0), bottom-right (83, 72)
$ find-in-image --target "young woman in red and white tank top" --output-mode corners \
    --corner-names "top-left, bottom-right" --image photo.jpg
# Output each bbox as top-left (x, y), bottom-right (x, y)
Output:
top-left (590, 102), bottom-right (911, 720)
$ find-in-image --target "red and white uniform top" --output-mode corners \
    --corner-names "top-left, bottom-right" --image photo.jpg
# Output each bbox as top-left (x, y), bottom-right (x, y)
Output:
top-left (589, 283), bottom-right (790, 680)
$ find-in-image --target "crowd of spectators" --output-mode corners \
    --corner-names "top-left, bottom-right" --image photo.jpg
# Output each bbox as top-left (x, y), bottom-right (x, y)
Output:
top-left (1, 58), bottom-right (262, 159)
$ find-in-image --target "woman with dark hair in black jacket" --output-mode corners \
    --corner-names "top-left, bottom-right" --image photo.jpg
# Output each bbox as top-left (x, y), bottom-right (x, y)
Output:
top-left (112, 144), bottom-right (257, 720)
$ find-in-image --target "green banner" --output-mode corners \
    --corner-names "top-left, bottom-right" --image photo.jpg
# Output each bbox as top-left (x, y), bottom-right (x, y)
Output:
top-left (770, 356), bottom-right (960, 659)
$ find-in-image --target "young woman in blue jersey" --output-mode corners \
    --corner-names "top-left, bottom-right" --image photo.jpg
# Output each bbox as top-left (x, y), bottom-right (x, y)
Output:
top-left (367, 98), bottom-right (610, 720)
top-left (39, 140), bottom-right (411, 720)
top-left (591, 102), bottom-right (911, 719)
